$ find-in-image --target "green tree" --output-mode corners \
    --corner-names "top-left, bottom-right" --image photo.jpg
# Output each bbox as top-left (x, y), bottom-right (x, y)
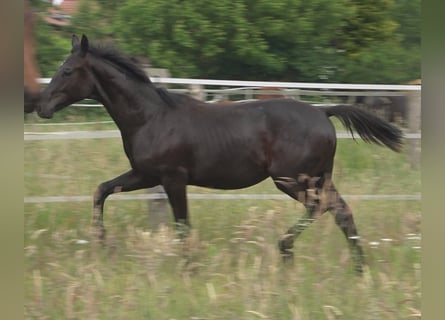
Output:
top-left (70, 0), bottom-right (116, 39)
top-left (335, 0), bottom-right (420, 83)
top-left (392, 0), bottom-right (421, 49)
top-left (112, 0), bottom-right (357, 81)
top-left (338, 0), bottom-right (398, 54)
top-left (336, 41), bottom-right (420, 83)
top-left (113, 0), bottom-right (247, 78)
top-left (35, 19), bottom-right (71, 77)
top-left (57, 0), bottom-right (420, 83)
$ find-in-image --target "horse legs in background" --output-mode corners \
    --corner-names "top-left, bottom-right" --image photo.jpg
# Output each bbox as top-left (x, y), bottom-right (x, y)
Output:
top-left (274, 175), bottom-right (365, 274)
top-left (93, 170), bottom-right (155, 240)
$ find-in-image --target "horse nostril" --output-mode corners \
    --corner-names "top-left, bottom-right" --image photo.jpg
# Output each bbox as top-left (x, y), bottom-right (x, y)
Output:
top-left (37, 108), bottom-right (53, 119)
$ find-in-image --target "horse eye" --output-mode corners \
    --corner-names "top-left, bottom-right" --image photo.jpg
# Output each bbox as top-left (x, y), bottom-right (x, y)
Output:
top-left (63, 68), bottom-right (73, 76)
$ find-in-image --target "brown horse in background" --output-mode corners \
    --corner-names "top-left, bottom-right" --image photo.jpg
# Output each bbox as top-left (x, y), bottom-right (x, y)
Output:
top-left (24, 0), bottom-right (41, 113)
top-left (255, 86), bottom-right (287, 100)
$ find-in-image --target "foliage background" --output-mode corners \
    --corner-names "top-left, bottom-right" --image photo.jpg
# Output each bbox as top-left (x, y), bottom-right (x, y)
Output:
top-left (30, 0), bottom-right (420, 83)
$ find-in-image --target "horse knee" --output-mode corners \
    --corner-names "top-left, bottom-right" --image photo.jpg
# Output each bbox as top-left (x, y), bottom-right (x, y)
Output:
top-left (93, 182), bottom-right (113, 206)
top-left (94, 183), bottom-right (104, 201)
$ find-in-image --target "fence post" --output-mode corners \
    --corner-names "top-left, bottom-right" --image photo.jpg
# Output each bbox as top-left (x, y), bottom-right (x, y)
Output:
top-left (189, 83), bottom-right (205, 101)
top-left (407, 90), bottom-right (421, 168)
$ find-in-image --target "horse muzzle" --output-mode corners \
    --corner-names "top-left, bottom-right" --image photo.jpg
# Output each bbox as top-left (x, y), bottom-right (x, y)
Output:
top-left (37, 107), bottom-right (54, 119)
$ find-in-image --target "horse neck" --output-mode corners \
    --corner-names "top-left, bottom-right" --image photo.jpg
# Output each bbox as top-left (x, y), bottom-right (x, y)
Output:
top-left (91, 62), bottom-right (164, 135)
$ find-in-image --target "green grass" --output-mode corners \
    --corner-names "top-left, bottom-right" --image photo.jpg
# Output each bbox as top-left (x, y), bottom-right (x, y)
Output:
top-left (24, 119), bottom-right (421, 320)
top-left (24, 200), bottom-right (421, 319)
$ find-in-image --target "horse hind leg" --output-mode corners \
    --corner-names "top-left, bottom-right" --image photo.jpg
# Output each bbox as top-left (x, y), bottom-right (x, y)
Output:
top-left (273, 175), bottom-right (330, 255)
top-left (327, 187), bottom-right (366, 274)
top-left (274, 175), bottom-right (365, 274)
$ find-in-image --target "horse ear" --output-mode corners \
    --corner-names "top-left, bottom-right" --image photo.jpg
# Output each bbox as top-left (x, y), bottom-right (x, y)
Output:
top-left (72, 34), bottom-right (80, 48)
top-left (80, 34), bottom-right (89, 57)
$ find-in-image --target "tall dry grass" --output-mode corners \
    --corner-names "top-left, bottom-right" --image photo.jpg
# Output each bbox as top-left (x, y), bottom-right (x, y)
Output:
top-left (25, 199), bottom-right (420, 319)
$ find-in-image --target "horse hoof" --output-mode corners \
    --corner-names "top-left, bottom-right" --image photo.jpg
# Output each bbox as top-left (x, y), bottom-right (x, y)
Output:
top-left (91, 226), bottom-right (106, 243)
top-left (355, 265), bottom-right (364, 276)
top-left (280, 250), bottom-right (294, 264)
top-left (99, 229), bottom-right (106, 241)
top-left (175, 222), bottom-right (190, 239)
top-left (278, 234), bottom-right (294, 253)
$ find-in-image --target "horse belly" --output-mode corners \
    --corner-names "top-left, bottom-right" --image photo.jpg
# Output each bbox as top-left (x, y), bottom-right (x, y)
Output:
top-left (189, 158), bottom-right (269, 189)
top-left (192, 174), bottom-right (269, 190)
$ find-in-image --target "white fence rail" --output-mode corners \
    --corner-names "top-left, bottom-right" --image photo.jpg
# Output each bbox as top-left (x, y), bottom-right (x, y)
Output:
top-left (24, 130), bottom-right (420, 141)
top-left (38, 77), bottom-right (421, 103)
top-left (29, 78), bottom-right (422, 137)
top-left (38, 77), bottom-right (421, 91)
top-left (25, 193), bottom-right (421, 204)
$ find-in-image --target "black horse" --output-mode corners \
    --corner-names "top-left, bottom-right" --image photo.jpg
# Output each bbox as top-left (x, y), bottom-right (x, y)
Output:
top-left (37, 35), bottom-right (403, 274)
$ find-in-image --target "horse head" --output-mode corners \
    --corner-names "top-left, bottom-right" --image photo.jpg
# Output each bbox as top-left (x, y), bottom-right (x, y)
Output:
top-left (38, 34), bottom-right (96, 119)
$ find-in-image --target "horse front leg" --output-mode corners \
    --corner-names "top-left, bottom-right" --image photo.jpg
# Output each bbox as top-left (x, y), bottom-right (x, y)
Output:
top-left (93, 169), bottom-right (155, 240)
top-left (161, 171), bottom-right (190, 238)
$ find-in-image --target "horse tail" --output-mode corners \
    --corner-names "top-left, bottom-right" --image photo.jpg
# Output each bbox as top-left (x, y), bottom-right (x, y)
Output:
top-left (323, 105), bottom-right (403, 152)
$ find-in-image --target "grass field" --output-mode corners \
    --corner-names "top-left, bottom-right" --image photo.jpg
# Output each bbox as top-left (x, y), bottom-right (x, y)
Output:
top-left (24, 111), bottom-right (421, 319)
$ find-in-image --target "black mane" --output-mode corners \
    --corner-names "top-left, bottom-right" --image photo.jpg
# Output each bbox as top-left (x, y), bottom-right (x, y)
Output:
top-left (82, 43), bottom-right (181, 107)
top-left (86, 43), bottom-right (152, 84)
top-left (156, 88), bottom-right (203, 107)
